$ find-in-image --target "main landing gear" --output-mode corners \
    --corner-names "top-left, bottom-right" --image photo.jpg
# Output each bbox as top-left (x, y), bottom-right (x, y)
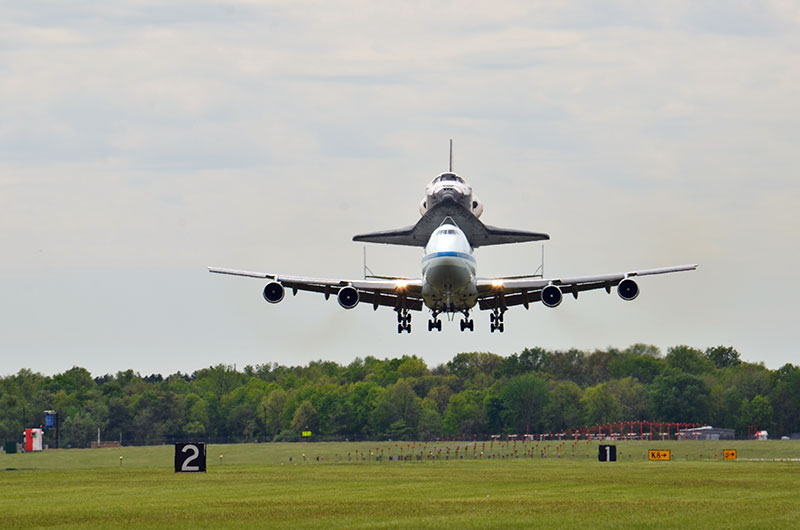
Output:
top-left (490, 308), bottom-right (505, 333)
top-left (460, 310), bottom-right (474, 332)
top-left (396, 308), bottom-right (411, 334)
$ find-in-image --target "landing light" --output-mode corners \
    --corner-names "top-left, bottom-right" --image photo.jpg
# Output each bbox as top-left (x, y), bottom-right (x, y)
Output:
top-left (395, 280), bottom-right (409, 289)
top-left (491, 279), bottom-right (504, 288)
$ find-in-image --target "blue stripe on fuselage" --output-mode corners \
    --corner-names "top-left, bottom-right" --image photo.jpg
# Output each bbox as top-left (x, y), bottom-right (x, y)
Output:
top-left (422, 251), bottom-right (476, 263)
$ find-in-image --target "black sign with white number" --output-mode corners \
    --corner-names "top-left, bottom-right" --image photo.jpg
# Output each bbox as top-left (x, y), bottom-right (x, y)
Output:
top-left (598, 444), bottom-right (617, 462)
top-left (174, 442), bottom-right (206, 472)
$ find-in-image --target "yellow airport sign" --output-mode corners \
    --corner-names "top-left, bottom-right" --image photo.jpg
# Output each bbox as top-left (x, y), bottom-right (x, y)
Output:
top-left (648, 450), bottom-right (671, 461)
top-left (723, 449), bottom-right (737, 460)
top-left (302, 430), bottom-right (312, 437)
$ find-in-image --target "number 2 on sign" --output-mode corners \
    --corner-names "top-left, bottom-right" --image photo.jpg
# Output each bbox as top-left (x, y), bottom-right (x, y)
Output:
top-left (181, 444), bottom-right (200, 471)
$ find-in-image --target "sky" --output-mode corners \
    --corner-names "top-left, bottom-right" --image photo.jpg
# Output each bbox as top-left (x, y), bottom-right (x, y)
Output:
top-left (1, 1), bottom-right (799, 376)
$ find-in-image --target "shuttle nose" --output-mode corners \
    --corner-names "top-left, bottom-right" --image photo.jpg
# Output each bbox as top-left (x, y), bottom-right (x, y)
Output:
top-left (439, 190), bottom-right (456, 204)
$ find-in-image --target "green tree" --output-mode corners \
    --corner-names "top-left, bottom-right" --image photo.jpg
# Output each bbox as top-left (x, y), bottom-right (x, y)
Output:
top-left (290, 400), bottom-right (318, 434)
top-left (397, 356), bottom-right (429, 379)
top-left (608, 351), bottom-right (665, 384)
top-left (605, 377), bottom-right (651, 420)
top-left (263, 388), bottom-right (287, 438)
top-left (582, 384), bottom-right (622, 425)
top-left (446, 352), bottom-right (503, 381)
top-left (498, 375), bottom-right (549, 434)
top-left (665, 346), bottom-right (710, 375)
top-left (772, 364), bottom-right (800, 436)
top-left (425, 385), bottom-right (453, 415)
top-left (738, 395), bottom-right (774, 434)
top-left (543, 349), bottom-right (586, 385)
top-left (417, 400), bottom-right (443, 440)
top-left (705, 346), bottom-right (741, 369)
top-left (543, 381), bottom-right (584, 432)
top-left (61, 411), bottom-right (96, 448)
top-left (443, 390), bottom-right (487, 436)
top-left (584, 349), bottom-right (618, 385)
top-left (650, 369), bottom-right (710, 423)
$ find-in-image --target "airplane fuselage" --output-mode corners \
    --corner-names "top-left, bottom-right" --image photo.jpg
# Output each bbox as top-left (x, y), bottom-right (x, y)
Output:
top-left (421, 222), bottom-right (478, 312)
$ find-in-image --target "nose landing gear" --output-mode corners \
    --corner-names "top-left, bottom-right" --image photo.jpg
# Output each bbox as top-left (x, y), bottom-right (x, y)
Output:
top-left (428, 309), bottom-right (442, 332)
top-left (428, 318), bottom-right (442, 332)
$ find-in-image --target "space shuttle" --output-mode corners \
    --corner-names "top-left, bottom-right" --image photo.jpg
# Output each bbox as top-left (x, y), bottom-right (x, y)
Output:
top-left (353, 141), bottom-right (549, 247)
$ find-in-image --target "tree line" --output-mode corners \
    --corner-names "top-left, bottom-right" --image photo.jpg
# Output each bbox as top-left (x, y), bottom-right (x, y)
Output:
top-left (1, 344), bottom-right (798, 448)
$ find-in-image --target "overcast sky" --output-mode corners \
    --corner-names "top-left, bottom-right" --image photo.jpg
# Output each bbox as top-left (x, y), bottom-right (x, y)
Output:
top-left (2, 1), bottom-right (798, 376)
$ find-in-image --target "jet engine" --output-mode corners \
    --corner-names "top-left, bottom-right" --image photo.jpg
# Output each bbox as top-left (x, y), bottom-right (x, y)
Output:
top-left (541, 284), bottom-right (563, 308)
top-left (337, 286), bottom-right (360, 309)
top-left (263, 281), bottom-right (285, 304)
top-left (617, 278), bottom-right (639, 301)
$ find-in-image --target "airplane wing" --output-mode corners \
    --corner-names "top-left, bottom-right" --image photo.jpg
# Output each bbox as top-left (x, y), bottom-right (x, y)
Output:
top-left (353, 202), bottom-right (549, 248)
top-left (475, 264), bottom-right (698, 310)
top-left (208, 267), bottom-right (425, 311)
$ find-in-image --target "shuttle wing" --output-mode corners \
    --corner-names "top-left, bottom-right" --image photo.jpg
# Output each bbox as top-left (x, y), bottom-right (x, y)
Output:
top-left (208, 267), bottom-right (425, 310)
top-left (475, 264), bottom-right (698, 310)
top-left (353, 202), bottom-right (549, 248)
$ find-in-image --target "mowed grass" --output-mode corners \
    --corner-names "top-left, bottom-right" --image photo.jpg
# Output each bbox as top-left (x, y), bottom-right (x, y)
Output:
top-left (1, 441), bottom-right (798, 529)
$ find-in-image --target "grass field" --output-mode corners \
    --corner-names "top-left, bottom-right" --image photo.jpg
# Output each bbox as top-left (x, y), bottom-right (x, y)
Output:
top-left (1, 440), bottom-right (798, 528)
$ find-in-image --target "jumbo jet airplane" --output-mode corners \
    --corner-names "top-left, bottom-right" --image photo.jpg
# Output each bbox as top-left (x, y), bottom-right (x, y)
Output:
top-left (209, 217), bottom-right (696, 333)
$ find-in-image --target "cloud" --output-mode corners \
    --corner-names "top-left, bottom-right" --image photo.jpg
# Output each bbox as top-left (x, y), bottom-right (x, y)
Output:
top-left (1, 1), bottom-right (799, 373)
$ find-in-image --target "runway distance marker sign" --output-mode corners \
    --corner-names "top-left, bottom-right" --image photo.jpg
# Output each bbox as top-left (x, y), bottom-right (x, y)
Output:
top-left (174, 442), bottom-right (206, 472)
top-left (598, 445), bottom-right (616, 462)
top-left (723, 449), bottom-right (737, 461)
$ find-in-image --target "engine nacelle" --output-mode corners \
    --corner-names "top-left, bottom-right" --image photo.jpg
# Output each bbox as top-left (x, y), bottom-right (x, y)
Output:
top-left (541, 284), bottom-right (563, 308)
top-left (618, 278), bottom-right (639, 301)
top-left (337, 286), bottom-right (360, 309)
top-left (263, 281), bottom-right (285, 304)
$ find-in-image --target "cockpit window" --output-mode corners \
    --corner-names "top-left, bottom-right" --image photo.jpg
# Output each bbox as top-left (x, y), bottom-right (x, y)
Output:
top-left (438, 229), bottom-right (456, 235)
top-left (433, 173), bottom-right (464, 184)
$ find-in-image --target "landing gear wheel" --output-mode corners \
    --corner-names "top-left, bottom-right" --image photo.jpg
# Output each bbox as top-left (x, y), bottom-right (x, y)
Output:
top-left (396, 308), bottom-right (412, 333)
top-left (490, 308), bottom-right (506, 333)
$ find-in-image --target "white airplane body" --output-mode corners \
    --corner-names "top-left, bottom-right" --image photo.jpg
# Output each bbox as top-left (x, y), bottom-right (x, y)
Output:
top-left (419, 172), bottom-right (483, 219)
top-left (211, 142), bottom-right (696, 332)
top-left (210, 218), bottom-right (696, 333)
